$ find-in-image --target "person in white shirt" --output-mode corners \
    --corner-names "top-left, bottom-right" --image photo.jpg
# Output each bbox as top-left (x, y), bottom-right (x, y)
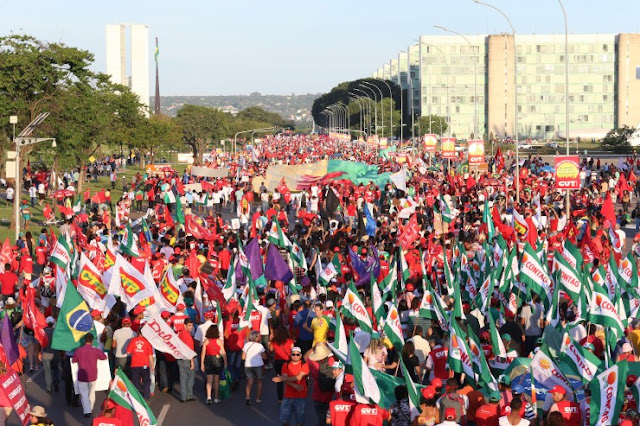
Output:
top-left (5, 187), bottom-right (14, 205)
top-left (194, 311), bottom-right (215, 347)
top-left (28, 185), bottom-right (37, 207)
top-left (242, 330), bottom-right (267, 405)
top-left (407, 326), bottom-right (431, 370)
top-left (92, 310), bottom-right (106, 352)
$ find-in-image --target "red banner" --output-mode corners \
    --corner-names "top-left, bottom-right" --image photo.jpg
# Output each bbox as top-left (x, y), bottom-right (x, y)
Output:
top-left (441, 138), bottom-right (456, 159)
top-left (423, 134), bottom-right (437, 152)
top-left (555, 155), bottom-right (580, 189)
top-left (468, 140), bottom-right (485, 164)
top-left (0, 369), bottom-right (30, 425)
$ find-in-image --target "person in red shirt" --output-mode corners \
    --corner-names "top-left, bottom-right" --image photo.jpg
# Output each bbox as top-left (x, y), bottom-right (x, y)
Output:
top-left (351, 403), bottom-right (390, 426)
top-left (272, 346), bottom-right (309, 425)
top-left (130, 306), bottom-right (145, 333)
top-left (126, 333), bottom-right (154, 400)
top-left (19, 248), bottom-right (33, 276)
top-left (168, 303), bottom-right (189, 332)
top-left (475, 391), bottom-right (501, 426)
top-left (327, 382), bottom-right (357, 425)
top-left (177, 318), bottom-right (196, 402)
top-left (35, 240), bottom-right (47, 273)
top-left (92, 399), bottom-right (123, 426)
top-left (549, 385), bottom-right (581, 426)
top-left (425, 337), bottom-right (449, 381)
top-left (0, 264), bottom-right (17, 299)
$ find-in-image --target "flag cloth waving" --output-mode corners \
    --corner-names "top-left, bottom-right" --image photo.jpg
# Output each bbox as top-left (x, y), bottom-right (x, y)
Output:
top-left (349, 334), bottom-right (382, 405)
top-left (559, 332), bottom-right (602, 384)
top-left (51, 276), bottom-right (97, 351)
top-left (109, 368), bottom-right (157, 426)
top-left (341, 283), bottom-right (372, 332)
top-left (589, 362), bottom-right (628, 426)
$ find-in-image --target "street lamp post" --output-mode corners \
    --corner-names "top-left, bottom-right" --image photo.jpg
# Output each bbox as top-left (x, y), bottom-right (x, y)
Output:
top-left (234, 127), bottom-right (275, 156)
top-left (352, 92), bottom-right (373, 136)
top-left (349, 96), bottom-right (364, 135)
top-left (355, 87), bottom-right (378, 136)
top-left (472, 0), bottom-right (519, 202)
top-left (556, 0), bottom-right (571, 217)
top-left (362, 82), bottom-right (384, 137)
top-left (433, 26), bottom-right (479, 139)
top-left (374, 78), bottom-right (395, 141)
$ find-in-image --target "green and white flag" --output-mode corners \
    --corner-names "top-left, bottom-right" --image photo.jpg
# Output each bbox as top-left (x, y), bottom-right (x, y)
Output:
top-left (589, 363), bottom-right (628, 426)
top-left (519, 242), bottom-right (552, 309)
top-left (560, 240), bottom-right (583, 270)
top-left (119, 223), bottom-right (140, 257)
top-left (380, 257), bottom-right (398, 300)
top-left (443, 251), bottom-right (455, 296)
top-left (317, 260), bottom-right (338, 287)
top-left (333, 307), bottom-right (348, 355)
top-left (109, 368), bottom-right (157, 426)
top-left (589, 287), bottom-right (624, 338)
top-left (341, 283), bottom-right (372, 332)
top-left (447, 321), bottom-right (475, 380)
top-left (399, 248), bottom-right (411, 284)
top-left (560, 332), bottom-right (602, 384)
top-left (530, 349), bottom-right (572, 394)
top-left (222, 256), bottom-right (237, 301)
top-left (554, 252), bottom-right (587, 317)
top-left (488, 308), bottom-right (506, 358)
top-left (419, 280), bottom-right (442, 321)
top-left (50, 237), bottom-right (72, 270)
top-left (383, 304), bottom-right (404, 350)
top-left (435, 194), bottom-right (455, 223)
top-left (349, 335), bottom-right (382, 405)
top-left (545, 283), bottom-right (562, 329)
top-left (618, 251), bottom-right (640, 298)
top-left (474, 271), bottom-right (495, 314)
top-left (267, 219), bottom-right (291, 249)
top-left (400, 358), bottom-right (421, 417)
top-left (483, 199), bottom-right (495, 241)
top-left (371, 275), bottom-right (385, 322)
top-left (290, 240), bottom-right (307, 271)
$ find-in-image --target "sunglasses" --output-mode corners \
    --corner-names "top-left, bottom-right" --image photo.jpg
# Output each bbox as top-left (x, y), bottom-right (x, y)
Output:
top-left (291, 353), bottom-right (302, 357)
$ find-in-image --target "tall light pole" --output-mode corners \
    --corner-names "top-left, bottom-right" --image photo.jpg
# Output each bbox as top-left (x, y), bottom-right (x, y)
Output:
top-left (362, 82), bottom-right (384, 137)
top-left (349, 96), bottom-right (365, 135)
top-left (374, 78), bottom-right (395, 141)
top-left (352, 92), bottom-right (372, 137)
top-left (434, 26), bottom-right (479, 139)
top-left (556, 0), bottom-right (571, 217)
top-left (355, 87), bottom-right (378, 136)
top-left (472, 0), bottom-right (519, 202)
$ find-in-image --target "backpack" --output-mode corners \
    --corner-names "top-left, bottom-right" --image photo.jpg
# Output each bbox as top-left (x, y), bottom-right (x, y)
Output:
top-left (439, 393), bottom-right (466, 424)
top-left (317, 360), bottom-right (336, 392)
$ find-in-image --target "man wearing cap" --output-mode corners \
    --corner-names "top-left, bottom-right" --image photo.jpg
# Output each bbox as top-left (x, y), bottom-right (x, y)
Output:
top-left (549, 385), bottom-right (581, 426)
top-left (436, 378), bottom-right (468, 425)
top-left (425, 337), bottom-right (449, 381)
top-left (194, 310), bottom-right (215, 351)
top-left (168, 303), bottom-right (189, 333)
top-left (177, 318), bottom-right (196, 402)
top-left (327, 379), bottom-right (356, 425)
top-left (72, 333), bottom-right (108, 417)
top-left (273, 346), bottom-right (309, 426)
top-left (126, 331), bottom-right (154, 401)
top-left (304, 343), bottom-right (336, 425)
top-left (112, 317), bottom-right (136, 375)
top-left (91, 309), bottom-right (106, 352)
top-left (130, 306), bottom-right (145, 334)
top-left (475, 391), bottom-right (502, 426)
top-left (92, 399), bottom-right (123, 426)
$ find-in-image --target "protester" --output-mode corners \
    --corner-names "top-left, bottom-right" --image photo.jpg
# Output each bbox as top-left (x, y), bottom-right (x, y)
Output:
top-left (72, 334), bottom-right (107, 417)
top-left (272, 346), bottom-right (309, 426)
top-left (242, 330), bottom-right (266, 405)
top-left (201, 324), bottom-right (227, 404)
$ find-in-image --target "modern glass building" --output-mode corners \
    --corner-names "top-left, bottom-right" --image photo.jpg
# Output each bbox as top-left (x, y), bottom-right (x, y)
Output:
top-left (374, 33), bottom-right (640, 140)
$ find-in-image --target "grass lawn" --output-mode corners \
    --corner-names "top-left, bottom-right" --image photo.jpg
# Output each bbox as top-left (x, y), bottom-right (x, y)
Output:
top-left (0, 162), bottom-right (189, 243)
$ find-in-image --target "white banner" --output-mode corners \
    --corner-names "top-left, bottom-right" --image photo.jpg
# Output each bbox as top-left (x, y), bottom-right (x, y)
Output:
top-left (140, 313), bottom-right (196, 360)
top-left (190, 166), bottom-right (228, 178)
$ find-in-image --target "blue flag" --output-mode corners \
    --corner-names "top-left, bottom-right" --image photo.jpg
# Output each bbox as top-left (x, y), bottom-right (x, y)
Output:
top-left (264, 244), bottom-right (294, 284)
top-left (364, 204), bottom-right (377, 237)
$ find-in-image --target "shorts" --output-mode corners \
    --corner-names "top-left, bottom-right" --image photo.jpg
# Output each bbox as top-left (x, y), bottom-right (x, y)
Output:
top-left (245, 366), bottom-right (264, 380)
top-left (204, 355), bottom-right (223, 375)
top-left (280, 398), bottom-right (306, 424)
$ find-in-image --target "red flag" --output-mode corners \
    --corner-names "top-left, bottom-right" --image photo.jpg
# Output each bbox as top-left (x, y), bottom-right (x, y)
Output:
top-left (630, 170), bottom-right (637, 185)
top-left (525, 217), bottom-right (538, 247)
top-left (398, 214), bottom-right (420, 251)
top-left (93, 249), bottom-right (106, 273)
top-left (22, 287), bottom-right (49, 348)
top-left (164, 206), bottom-right (175, 229)
top-left (57, 204), bottom-right (74, 217)
top-left (200, 273), bottom-right (225, 304)
top-left (185, 250), bottom-right (200, 276)
top-left (0, 239), bottom-right (12, 266)
top-left (495, 147), bottom-right (505, 172)
top-left (618, 174), bottom-right (632, 193)
top-left (601, 193), bottom-right (616, 227)
top-left (185, 215), bottom-right (215, 241)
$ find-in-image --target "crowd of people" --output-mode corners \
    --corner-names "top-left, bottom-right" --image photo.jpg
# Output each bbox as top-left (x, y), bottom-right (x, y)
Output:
top-left (0, 134), bottom-right (639, 426)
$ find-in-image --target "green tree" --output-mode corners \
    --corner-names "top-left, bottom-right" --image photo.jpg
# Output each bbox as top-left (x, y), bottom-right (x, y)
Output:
top-left (176, 105), bottom-right (231, 164)
top-left (132, 114), bottom-right (182, 166)
top-left (236, 106), bottom-right (292, 128)
top-left (601, 125), bottom-right (636, 154)
top-left (414, 115), bottom-right (448, 137)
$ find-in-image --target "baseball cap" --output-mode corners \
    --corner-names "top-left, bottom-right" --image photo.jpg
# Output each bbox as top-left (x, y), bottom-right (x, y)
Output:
top-left (45, 316), bottom-right (55, 325)
top-left (122, 318), bottom-right (132, 325)
top-left (331, 361), bottom-right (344, 369)
top-left (421, 386), bottom-right (436, 400)
top-left (91, 309), bottom-right (102, 317)
top-left (445, 407), bottom-right (456, 420)
top-left (489, 391), bottom-right (501, 402)
top-left (267, 298), bottom-right (276, 307)
top-left (132, 306), bottom-right (145, 315)
top-left (627, 375), bottom-right (638, 387)
top-left (512, 385), bottom-right (524, 395)
top-left (430, 378), bottom-right (443, 389)
top-left (176, 303), bottom-right (186, 311)
top-left (502, 334), bottom-right (512, 342)
top-left (622, 342), bottom-right (633, 353)
top-left (498, 374), bottom-right (511, 385)
top-left (550, 385), bottom-right (566, 395)
top-left (204, 311), bottom-right (214, 319)
top-left (104, 399), bottom-right (117, 410)
top-left (291, 346), bottom-right (302, 355)
top-left (325, 300), bottom-right (334, 308)
top-left (160, 311), bottom-right (171, 319)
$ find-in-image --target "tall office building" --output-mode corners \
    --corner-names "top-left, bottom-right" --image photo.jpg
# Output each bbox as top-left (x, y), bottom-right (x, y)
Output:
top-left (106, 24), bottom-right (150, 114)
top-left (374, 33), bottom-right (640, 140)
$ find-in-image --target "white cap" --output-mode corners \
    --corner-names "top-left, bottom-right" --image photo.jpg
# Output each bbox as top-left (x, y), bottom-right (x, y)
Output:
top-left (325, 300), bottom-right (334, 308)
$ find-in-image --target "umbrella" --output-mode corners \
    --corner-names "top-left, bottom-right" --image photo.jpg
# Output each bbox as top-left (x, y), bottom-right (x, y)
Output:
top-left (52, 189), bottom-right (74, 198)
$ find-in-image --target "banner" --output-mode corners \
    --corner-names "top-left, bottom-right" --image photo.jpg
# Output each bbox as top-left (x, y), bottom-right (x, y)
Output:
top-left (72, 358), bottom-right (111, 393)
top-left (468, 139), bottom-right (485, 164)
top-left (555, 155), bottom-right (580, 189)
top-left (0, 369), bottom-right (30, 426)
top-left (140, 313), bottom-right (197, 360)
top-left (190, 166), bottom-right (228, 178)
top-left (423, 134), bottom-right (437, 152)
top-left (252, 159), bottom-right (391, 192)
top-left (441, 137), bottom-right (456, 159)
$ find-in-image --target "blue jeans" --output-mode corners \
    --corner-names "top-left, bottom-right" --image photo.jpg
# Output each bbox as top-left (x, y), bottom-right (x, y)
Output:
top-left (280, 398), bottom-right (306, 425)
top-left (227, 350), bottom-right (242, 382)
top-left (131, 366), bottom-right (151, 400)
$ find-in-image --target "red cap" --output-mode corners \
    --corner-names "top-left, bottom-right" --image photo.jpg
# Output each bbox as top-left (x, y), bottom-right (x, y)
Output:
top-left (406, 284), bottom-right (415, 292)
top-left (174, 247), bottom-right (181, 254)
top-left (620, 421), bottom-right (634, 426)
top-left (421, 386), bottom-right (436, 400)
top-left (122, 318), bottom-right (132, 325)
top-left (104, 399), bottom-right (117, 410)
top-left (550, 385), bottom-right (566, 395)
top-left (204, 311), bottom-right (215, 319)
top-left (430, 378), bottom-right (443, 389)
top-left (627, 375), bottom-right (638, 387)
top-left (445, 408), bottom-right (456, 420)
top-left (176, 303), bottom-right (186, 311)
top-left (132, 306), bottom-right (145, 315)
top-left (501, 406), bottom-right (511, 417)
top-left (90, 309), bottom-right (102, 317)
top-left (340, 381), bottom-right (353, 393)
top-left (160, 311), bottom-right (171, 319)
top-left (334, 247), bottom-right (340, 253)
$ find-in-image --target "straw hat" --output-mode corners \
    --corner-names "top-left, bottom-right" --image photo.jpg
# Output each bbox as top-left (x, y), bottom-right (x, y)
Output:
top-left (308, 343), bottom-right (332, 361)
top-left (29, 406), bottom-right (47, 417)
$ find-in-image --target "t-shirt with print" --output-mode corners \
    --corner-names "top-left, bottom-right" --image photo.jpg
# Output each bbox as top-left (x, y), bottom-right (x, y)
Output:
top-left (126, 336), bottom-right (153, 368)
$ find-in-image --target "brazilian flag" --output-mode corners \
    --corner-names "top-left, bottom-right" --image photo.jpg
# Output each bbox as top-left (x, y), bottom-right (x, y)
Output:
top-left (51, 274), bottom-right (97, 351)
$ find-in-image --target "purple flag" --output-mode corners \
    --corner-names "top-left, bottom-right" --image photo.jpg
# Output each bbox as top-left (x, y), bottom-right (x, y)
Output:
top-left (264, 244), bottom-right (294, 284)
top-left (1, 313), bottom-right (19, 366)
top-left (349, 245), bottom-right (381, 287)
top-left (244, 238), bottom-right (264, 279)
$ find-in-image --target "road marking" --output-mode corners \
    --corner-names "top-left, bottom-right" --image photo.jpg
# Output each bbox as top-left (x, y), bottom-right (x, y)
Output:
top-left (156, 404), bottom-right (170, 425)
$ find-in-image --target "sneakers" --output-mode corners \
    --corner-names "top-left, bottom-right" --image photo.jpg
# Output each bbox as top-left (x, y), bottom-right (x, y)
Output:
top-left (214, 398), bottom-right (220, 404)
top-left (245, 398), bottom-right (251, 406)
top-left (206, 399), bottom-right (212, 405)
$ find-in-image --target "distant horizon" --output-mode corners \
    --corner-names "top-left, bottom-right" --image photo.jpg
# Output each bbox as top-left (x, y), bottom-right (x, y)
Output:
top-left (3, 0), bottom-right (640, 95)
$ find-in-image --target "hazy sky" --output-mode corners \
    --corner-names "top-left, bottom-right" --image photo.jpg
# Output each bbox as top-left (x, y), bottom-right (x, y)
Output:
top-left (3, 0), bottom-right (639, 96)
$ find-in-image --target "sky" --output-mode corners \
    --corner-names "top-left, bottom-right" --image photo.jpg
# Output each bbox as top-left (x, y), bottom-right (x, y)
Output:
top-left (2, 0), bottom-right (640, 96)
